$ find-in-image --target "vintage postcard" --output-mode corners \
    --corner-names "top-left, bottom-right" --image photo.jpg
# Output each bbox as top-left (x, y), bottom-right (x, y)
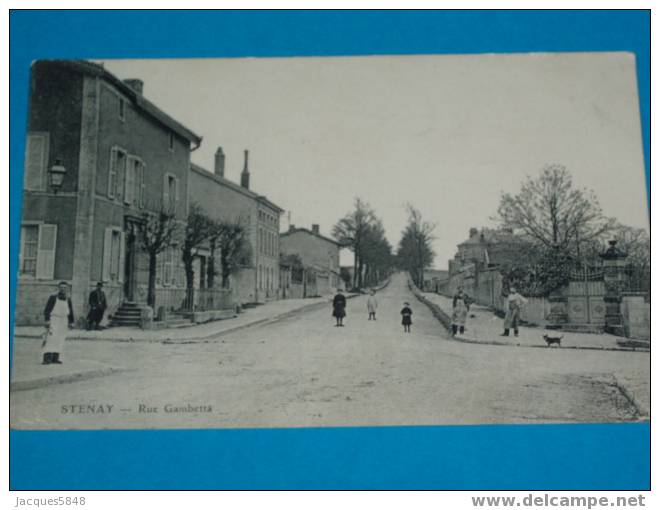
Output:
top-left (10, 53), bottom-right (649, 430)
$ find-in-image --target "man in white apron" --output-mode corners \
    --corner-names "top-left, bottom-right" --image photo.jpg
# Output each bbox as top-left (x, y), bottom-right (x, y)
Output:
top-left (42, 281), bottom-right (75, 365)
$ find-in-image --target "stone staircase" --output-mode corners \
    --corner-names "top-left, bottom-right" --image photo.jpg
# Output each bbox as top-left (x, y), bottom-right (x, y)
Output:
top-left (110, 302), bottom-right (142, 327)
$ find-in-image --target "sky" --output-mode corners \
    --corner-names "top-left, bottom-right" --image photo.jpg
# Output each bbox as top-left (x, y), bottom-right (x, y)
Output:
top-left (101, 53), bottom-right (648, 269)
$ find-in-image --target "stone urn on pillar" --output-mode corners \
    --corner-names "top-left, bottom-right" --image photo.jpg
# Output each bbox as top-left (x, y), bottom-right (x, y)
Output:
top-left (599, 240), bottom-right (628, 336)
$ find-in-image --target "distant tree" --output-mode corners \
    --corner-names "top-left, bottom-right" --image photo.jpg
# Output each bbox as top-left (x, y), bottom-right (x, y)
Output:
top-left (495, 164), bottom-right (615, 255)
top-left (332, 198), bottom-right (376, 289)
top-left (579, 223), bottom-right (650, 269)
top-left (497, 243), bottom-right (574, 296)
top-left (361, 220), bottom-right (394, 287)
top-left (280, 253), bottom-right (305, 284)
top-left (212, 218), bottom-right (253, 289)
top-left (339, 266), bottom-right (352, 289)
top-left (182, 203), bottom-right (216, 302)
top-left (137, 209), bottom-right (181, 308)
top-left (397, 204), bottom-right (436, 287)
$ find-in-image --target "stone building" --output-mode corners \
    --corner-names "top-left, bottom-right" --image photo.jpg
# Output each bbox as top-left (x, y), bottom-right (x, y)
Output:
top-left (16, 60), bottom-right (201, 325)
top-left (188, 148), bottom-right (284, 305)
top-left (280, 224), bottom-right (342, 296)
top-left (450, 227), bottom-right (526, 270)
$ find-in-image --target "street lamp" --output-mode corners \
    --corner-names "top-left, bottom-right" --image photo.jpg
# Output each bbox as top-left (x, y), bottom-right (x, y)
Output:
top-left (49, 159), bottom-right (66, 193)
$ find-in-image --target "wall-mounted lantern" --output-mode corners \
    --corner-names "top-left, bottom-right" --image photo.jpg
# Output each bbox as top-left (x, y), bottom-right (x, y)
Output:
top-left (49, 159), bottom-right (66, 193)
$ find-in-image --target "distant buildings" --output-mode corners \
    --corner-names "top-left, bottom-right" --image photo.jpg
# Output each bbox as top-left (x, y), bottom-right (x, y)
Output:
top-left (448, 227), bottom-right (526, 275)
top-left (189, 148), bottom-right (284, 305)
top-left (17, 60), bottom-right (201, 325)
top-left (280, 224), bottom-right (342, 296)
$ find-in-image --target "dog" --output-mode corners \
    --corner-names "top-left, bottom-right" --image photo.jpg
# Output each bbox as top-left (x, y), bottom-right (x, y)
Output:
top-left (543, 334), bottom-right (563, 347)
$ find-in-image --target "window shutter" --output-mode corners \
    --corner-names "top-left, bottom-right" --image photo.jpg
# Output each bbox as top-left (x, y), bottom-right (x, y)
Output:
top-left (24, 133), bottom-right (48, 191)
top-left (102, 227), bottom-right (113, 281)
top-left (174, 177), bottom-right (180, 212)
top-left (124, 160), bottom-right (135, 205)
top-left (118, 231), bottom-right (126, 283)
top-left (35, 224), bottom-right (57, 279)
top-left (162, 174), bottom-right (170, 212)
top-left (139, 163), bottom-right (146, 208)
top-left (117, 152), bottom-right (126, 201)
top-left (108, 149), bottom-right (117, 198)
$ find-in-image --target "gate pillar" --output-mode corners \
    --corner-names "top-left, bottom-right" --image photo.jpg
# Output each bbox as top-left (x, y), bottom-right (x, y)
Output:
top-left (599, 240), bottom-right (628, 336)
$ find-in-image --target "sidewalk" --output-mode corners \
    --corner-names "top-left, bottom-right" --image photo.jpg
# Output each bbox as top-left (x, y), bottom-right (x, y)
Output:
top-left (13, 295), bottom-right (343, 344)
top-left (423, 293), bottom-right (648, 352)
top-left (11, 340), bottom-right (127, 391)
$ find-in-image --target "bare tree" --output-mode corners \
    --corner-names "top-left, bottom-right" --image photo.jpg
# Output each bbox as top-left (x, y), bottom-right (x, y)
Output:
top-left (211, 217), bottom-right (253, 289)
top-left (182, 203), bottom-right (216, 303)
top-left (332, 197), bottom-right (376, 289)
top-left (397, 204), bottom-right (436, 287)
top-left (137, 208), bottom-right (181, 308)
top-left (495, 164), bottom-right (614, 253)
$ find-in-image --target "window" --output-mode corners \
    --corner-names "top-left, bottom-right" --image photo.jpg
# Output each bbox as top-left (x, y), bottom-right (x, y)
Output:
top-left (19, 225), bottom-right (39, 276)
top-left (24, 133), bottom-right (49, 191)
top-left (168, 132), bottom-right (174, 152)
top-left (125, 157), bottom-right (145, 207)
top-left (102, 226), bottom-right (125, 283)
top-left (109, 147), bottom-right (127, 199)
top-left (163, 173), bottom-right (179, 213)
top-left (20, 223), bottom-right (57, 279)
top-left (119, 97), bottom-right (125, 121)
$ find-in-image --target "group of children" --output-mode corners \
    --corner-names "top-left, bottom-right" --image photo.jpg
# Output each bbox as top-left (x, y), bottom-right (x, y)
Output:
top-left (334, 284), bottom-right (527, 337)
top-left (333, 289), bottom-right (414, 332)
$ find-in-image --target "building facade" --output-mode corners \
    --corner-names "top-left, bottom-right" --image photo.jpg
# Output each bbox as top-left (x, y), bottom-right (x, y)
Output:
top-left (279, 225), bottom-right (342, 296)
top-left (16, 60), bottom-right (201, 325)
top-left (188, 148), bottom-right (284, 305)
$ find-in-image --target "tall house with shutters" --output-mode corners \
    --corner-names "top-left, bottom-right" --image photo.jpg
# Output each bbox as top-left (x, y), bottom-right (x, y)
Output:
top-left (16, 60), bottom-right (202, 325)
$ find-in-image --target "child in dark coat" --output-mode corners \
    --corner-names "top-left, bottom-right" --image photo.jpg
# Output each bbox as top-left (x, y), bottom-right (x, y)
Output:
top-left (401, 302), bottom-right (413, 333)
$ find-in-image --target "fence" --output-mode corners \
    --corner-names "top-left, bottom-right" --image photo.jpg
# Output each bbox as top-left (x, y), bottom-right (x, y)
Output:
top-left (154, 287), bottom-right (234, 314)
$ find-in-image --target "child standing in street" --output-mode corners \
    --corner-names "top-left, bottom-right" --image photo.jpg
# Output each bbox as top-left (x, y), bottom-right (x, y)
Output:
top-left (367, 289), bottom-right (378, 320)
top-left (401, 301), bottom-right (413, 333)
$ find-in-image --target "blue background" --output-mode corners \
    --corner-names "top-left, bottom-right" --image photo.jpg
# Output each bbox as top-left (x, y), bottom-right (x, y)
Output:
top-left (10, 10), bottom-right (650, 490)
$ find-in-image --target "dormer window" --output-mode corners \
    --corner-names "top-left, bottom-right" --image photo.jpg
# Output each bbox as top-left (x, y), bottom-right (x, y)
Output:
top-left (118, 97), bottom-right (125, 121)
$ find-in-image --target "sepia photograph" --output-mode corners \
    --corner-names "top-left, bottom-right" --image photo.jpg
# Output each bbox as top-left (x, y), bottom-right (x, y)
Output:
top-left (10, 52), bottom-right (649, 431)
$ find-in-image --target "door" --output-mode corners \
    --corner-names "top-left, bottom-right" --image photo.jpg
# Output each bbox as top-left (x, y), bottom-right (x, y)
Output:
top-left (123, 225), bottom-right (138, 302)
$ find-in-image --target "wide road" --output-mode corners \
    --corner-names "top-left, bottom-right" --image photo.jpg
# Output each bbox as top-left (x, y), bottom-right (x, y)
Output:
top-left (11, 273), bottom-right (649, 429)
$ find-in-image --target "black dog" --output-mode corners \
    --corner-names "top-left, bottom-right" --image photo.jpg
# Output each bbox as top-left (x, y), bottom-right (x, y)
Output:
top-left (543, 334), bottom-right (563, 347)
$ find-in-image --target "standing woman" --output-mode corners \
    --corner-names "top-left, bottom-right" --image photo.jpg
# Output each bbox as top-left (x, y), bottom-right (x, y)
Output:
top-left (42, 281), bottom-right (75, 364)
top-left (332, 289), bottom-right (347, 327)
top-left (451, 289), bottom-right (468, 336)
top-left (501, 286), bottom-right (527, 337)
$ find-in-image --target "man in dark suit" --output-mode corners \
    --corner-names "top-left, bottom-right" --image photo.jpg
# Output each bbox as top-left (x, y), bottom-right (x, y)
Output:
top-left (86, 281), bottom-right (107, 330)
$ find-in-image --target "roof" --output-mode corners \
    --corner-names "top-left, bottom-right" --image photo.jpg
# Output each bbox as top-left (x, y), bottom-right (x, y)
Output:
top-left (190, 163), bottom-right (284, 213)
top-left (47, 60), bottom-right (203, 145)
top-left (280, 227), bottom-right (343, 247)
top-left (458, 228), bottom-right (523, 247)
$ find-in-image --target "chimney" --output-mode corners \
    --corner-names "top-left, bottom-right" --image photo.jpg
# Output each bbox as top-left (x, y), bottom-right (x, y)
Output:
top-left (240, 149), bottom-right (250, 189)
top-left (469, 227), bottom-right (478, 238)
top-left (214, 147), bottom-right (225, 178)
top-left (123, 79), bottom-right (144, 94)
top-left (289, 224), bottom-right (296, 232)
top-left (312, 224), bottom-right (320, 234)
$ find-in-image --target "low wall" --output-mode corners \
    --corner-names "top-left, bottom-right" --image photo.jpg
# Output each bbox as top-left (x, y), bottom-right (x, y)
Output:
top-left (407, 277), bottom-right (451, 331)
top-left (622, 295), bottom-right (650, 341)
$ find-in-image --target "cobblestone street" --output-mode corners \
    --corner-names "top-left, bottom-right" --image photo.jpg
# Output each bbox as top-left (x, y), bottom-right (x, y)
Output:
top-left (10, 274), bottom-right (649, 430)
